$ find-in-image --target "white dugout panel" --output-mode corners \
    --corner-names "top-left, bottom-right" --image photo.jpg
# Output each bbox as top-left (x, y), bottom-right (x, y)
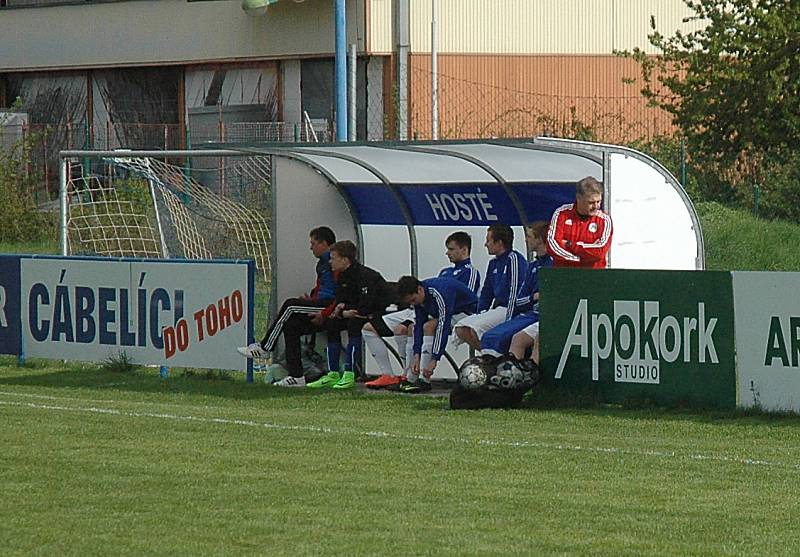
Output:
top-left (608, 153), bottom-right (700, 270)
top-left (271, 157), bottom-right (359, 307)
top-left (359, 225), bottom-right (411, 281)
top-left (414, 225), bottom-right (528, 281)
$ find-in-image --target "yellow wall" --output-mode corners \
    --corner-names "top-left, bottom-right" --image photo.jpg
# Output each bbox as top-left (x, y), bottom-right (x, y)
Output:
top-left (367, 0), bottom-right (704, 55)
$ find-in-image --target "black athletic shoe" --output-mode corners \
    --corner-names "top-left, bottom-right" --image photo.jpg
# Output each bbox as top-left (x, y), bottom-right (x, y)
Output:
top-left (398, 380), bottom-right (432, 394)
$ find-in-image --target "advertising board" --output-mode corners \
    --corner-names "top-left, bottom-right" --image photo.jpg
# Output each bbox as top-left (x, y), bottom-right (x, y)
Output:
top-left (0, 256), bottom-right (253, 374)
top-left (540, 268), bottom-right (737, 408)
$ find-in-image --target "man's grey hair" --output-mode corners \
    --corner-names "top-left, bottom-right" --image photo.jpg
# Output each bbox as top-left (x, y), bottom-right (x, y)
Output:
top-left (576, 176), bottom-right (603, 197)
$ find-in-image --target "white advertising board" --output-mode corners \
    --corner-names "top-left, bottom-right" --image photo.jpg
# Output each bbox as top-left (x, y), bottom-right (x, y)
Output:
top-left (20, 257), bottom-right (253, 372)
top-left (732, 271), bottom-right (800, 411)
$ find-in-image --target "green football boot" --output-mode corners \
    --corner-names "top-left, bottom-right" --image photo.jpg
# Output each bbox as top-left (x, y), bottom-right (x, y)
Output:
top-left (331, 370), bottom-right (356, 390)
top-left (306, 371), bottom-right (341, 389)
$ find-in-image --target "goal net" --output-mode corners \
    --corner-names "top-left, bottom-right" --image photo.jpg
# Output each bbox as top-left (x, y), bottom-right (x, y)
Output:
top-left (66, 154), bottom-right (273, 284)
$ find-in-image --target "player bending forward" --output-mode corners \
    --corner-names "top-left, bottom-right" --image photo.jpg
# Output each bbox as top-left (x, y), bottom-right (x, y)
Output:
top-left (395, 275), bottom-right (478, 393)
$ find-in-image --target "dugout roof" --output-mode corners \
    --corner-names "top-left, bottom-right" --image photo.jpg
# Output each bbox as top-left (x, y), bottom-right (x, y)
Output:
top-left (257, 140), bottom-right (603, 185)
top-left (249, 138), bottom-right (704, 315)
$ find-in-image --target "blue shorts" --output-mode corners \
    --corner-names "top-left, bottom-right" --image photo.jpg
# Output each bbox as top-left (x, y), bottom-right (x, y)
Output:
top-left (479, 313), bottom-right (539, 356)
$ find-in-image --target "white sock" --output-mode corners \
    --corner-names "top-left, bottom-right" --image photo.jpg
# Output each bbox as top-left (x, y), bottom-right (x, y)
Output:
top-left (420, 336), bottom-right (434, 383)
top-left (404, 338), bottom-right (414, 375)
top-left (406, 352), bottom-right (419, 383)
top-left (363, 329), bottom-right (394, 375)
top-left (395, 335), bottom-right (409, 369)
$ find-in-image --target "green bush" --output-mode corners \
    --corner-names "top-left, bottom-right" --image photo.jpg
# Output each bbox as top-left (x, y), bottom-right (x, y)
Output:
top-left (629, 134), bottom-right (800, 223)
top-left (114, 176), bottom-right (153, 216)
top-left (683, 154), bottom-right (800, 222)
top-left (746, 154), bottom-right (800, 221)
top-left (0, 133), bottom-right (53, 242)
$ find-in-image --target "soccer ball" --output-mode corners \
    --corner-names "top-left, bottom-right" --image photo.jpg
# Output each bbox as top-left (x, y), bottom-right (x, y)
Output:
top-left (490, 359), bottom-right (525, 390)
top-left (457, 358), bottom-right (489, 390)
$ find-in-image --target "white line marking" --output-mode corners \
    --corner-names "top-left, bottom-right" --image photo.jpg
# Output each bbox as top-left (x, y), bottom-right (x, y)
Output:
top-left (1, 397), bottom-right (797, 471)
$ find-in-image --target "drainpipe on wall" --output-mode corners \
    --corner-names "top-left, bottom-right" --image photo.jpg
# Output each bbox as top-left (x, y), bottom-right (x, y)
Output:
top-left (395, 0), bottom-right (409, 140)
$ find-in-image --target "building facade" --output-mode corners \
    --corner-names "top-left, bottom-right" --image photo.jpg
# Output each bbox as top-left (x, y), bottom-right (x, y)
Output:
top-left (0, 0), bottom-right (702, 149)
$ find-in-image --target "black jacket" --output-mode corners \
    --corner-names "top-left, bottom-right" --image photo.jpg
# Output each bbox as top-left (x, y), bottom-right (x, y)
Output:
top-left (335, 262), bottom-right (392, 318)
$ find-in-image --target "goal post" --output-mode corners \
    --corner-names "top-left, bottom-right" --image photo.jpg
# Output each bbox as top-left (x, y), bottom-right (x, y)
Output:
top-left (58, 150), bottom-right (275, 367)
top-left (58, 149), bottom-right (272, 281)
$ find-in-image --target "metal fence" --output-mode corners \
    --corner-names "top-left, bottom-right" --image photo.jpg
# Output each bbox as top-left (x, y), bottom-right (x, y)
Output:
top-left (0, 120), bottom-right (331, 203)
top-left (405, 65), bottom-right (675, 144)
top-left (2, 78), bottom-right (677, 205)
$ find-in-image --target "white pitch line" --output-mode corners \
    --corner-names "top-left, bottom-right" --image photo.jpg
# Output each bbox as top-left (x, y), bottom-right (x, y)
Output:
top-left (1, 397), bottom-right (798, 471)
top-left (0, 390), bottom-right (231, 412)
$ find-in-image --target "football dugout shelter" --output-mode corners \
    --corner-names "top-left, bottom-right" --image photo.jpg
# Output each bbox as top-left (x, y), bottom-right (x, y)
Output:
top-left (252, 137), bottom-right (704, 380)
top-left (58, 138), bottom-right (703, 380)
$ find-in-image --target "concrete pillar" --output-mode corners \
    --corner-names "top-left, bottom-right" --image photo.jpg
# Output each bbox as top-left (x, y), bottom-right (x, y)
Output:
top-left (282, 59), bottom-right (302, 125)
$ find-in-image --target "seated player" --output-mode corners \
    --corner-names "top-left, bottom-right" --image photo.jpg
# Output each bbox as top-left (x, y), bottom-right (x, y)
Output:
top-left (479, 221), bottom-right (551, 359)
top-left (362, 231), bottom-right (480, 389)
top-left (454, 224), bottom-right (526, 352)
top-left (307, 240), bottom-right (393, 390)
top-left (237, 226), bottom-right (336, 386)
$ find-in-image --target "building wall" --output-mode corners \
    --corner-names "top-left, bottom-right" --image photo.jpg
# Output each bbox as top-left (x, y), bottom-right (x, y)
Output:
top-left (0, 0), bottom-right (366, 71)
top-left (385, 0), bottom-right (701, 142)
top-left (0, 0), bottom-right (699, 144)
top-left (367, 0), bottom-right (394, 53)
top-left (407, 53), bottom-right (672, 142)
top-left (404, 0), bottom-right (703, 54)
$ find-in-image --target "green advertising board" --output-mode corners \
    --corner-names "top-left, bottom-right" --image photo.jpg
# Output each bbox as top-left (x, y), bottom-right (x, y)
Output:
top-left (539, 269), bottom-right (737, 409)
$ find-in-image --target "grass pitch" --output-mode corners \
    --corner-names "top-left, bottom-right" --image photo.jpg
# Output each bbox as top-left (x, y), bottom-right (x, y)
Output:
top-left (2, 360), bottom-right (800, 556)
top-left (3, 206), bottom-right (800, 555)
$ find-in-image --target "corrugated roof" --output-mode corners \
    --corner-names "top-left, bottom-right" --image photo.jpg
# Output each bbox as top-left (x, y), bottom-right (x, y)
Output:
top-left (298, 145), bottom-right (497, 184)
top-left (402, 143), bottom-right (602, 183)
top-left (292, 152), bottom-right (383, 184)
top-left (271, 141), bottom-right (601, 185)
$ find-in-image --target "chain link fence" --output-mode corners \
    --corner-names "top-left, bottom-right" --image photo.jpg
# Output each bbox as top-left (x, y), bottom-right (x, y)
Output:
top-left (0, 120), bottom-right (331, 204)
top-left (2, 67), bottom-right (681, 205)
top-left (405, 65), bottom-right (675, 144)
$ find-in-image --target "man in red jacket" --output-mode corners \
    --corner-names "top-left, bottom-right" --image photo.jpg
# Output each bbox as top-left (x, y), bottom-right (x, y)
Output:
top-left (547, 176), bottom-right (613, 268)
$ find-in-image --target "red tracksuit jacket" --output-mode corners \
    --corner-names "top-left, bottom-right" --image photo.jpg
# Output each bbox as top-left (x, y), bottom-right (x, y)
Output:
top-left (547, 203), bottom-right (613, 268)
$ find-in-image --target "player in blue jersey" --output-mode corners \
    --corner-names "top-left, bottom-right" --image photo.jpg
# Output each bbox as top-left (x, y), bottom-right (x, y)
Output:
top-left (362, 231), bottom-right (481, 389)
top-left (237, 226), bottom-right (336, 387)
top-left (394, 275), bottom-right (478, 393)
top-left (479, 221), bottom-right (551, 357)
top-left (455, 224), bottom-right (527, 352)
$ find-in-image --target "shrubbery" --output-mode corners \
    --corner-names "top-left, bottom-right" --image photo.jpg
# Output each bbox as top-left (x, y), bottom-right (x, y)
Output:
top-left (695, 201), bottom-right (800, 271)
top-left (0, 132), bottom-right (53, 243)
top-left (621, 0), bottom-right (800, 223)
top-left (630, 134), bottom-right (800, 222)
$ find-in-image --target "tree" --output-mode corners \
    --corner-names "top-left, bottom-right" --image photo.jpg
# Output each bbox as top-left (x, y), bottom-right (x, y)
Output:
top-left (624, 0), bottom-right (800, 211)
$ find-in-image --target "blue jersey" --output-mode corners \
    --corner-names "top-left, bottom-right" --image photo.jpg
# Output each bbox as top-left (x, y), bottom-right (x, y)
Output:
top-left (477, 249), bottom-right (527, 320)
top-left (514, 254), bottom-right (552, 316)
top-left (413, 277), bottom-right (478, 361)
top-left (438, 258), bottom-right (481, 296)
top-left (312, 251), bottom-right (336, 303)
